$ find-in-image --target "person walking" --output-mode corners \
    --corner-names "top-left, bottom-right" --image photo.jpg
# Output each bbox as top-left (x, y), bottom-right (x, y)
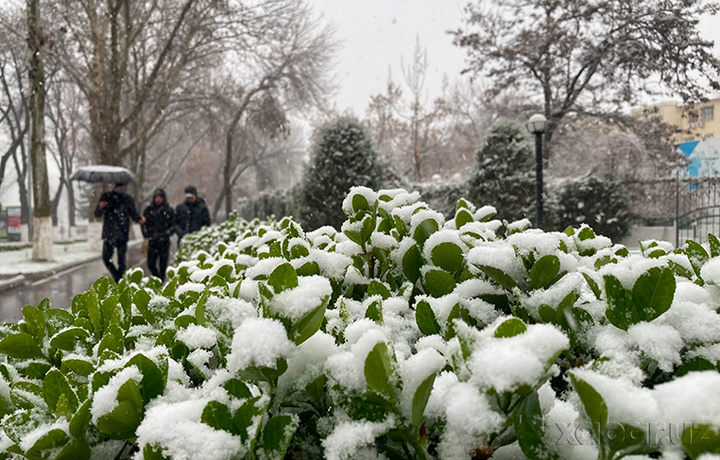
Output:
top-left (174, 185), bottom-right (210, 244)
top-left (142, 188), bottom-right (175, 282)
top-left (94, 183), bottom-right (145, 283)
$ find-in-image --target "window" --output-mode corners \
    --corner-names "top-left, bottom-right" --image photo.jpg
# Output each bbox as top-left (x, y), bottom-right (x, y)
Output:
top-left (702, 106), bottom-right (714, 121)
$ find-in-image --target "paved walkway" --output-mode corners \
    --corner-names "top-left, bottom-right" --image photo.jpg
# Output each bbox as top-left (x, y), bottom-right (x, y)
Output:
top-left (0, 239), bottom-right (143, 292)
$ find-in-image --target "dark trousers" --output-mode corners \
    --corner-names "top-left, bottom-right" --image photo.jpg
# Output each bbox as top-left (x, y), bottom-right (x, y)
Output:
top-left (102, 239), bottom-right (128, 283)
top-left (147, 238), bottom-right (171, 282)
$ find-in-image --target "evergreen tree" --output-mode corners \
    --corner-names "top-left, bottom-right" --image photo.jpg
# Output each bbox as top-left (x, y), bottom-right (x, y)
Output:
top-left (300, 118), bottom-right (383, 230)
top-left (467, 120), bottom-right (535, 223)
top-left (555, 175), bottom-right (631, 242)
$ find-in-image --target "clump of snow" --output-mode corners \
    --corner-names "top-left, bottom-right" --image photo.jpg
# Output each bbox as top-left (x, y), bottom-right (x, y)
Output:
top-left (468, 322), bottom-right (569, 392)
top-left (136, 399), bottom-right (246, 460)
top-left (322, 416), bottom-right (396, 460)
top-left (627, 323), bottom-right (683, 372)
top-left (399, 348), bottom-right (446, 420)
top-left (270, 276), bottom-right (331, 320)
top-left (701, 257), bottom-right (720, 284)
top-left (176, 325), bottom-right (217, 349)
top-left (226, 318), bottom-right (294, 372)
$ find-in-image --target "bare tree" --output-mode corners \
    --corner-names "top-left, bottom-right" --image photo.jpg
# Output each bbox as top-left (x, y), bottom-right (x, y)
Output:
top-left (213, 0), bottom-right (336, 219)
top-left (453, 0), bottom-right (720, 157)
top-left (46, 75), bottom-right (88, 227)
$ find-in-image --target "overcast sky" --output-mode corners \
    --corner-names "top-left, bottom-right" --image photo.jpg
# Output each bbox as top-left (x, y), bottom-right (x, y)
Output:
top-left (307, 0), bottom-right (720, 115)
top-left (306, 0), bottom-right (469, 116)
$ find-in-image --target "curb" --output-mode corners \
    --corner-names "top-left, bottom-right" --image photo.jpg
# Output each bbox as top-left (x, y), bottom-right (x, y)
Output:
top-left (0, 275), bottom-right (26, 293)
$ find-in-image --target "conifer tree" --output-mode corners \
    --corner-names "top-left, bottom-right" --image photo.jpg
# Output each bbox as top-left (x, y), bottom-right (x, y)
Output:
top-left (300, 118), bottom-right (382, 229)
top-left (467, 120), bottom-right (535, 223)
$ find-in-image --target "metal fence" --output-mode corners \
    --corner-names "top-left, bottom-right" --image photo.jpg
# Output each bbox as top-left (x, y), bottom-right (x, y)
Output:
top-left (624, 175), bottom-right (720, 247)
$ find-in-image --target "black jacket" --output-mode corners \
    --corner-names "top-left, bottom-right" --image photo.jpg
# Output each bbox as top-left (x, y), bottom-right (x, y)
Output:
top-left (174, 197), bottom-right (211, 237)
top-left (94, 190), bottom-right (142, 243)
top-left (142, 190), bottom-right (175, 242)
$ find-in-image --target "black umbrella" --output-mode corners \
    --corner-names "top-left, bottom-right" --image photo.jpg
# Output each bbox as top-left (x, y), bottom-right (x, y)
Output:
top-left (70, 165), bottom-right (137, 184)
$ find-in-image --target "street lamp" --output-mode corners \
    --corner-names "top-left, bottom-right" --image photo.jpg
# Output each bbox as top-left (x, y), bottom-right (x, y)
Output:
top-left (526, 113), bottom-right (547, 230)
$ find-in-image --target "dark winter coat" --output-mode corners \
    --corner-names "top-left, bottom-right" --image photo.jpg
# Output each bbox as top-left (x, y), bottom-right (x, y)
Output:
top-left (174, 197), bottom-right (211, 238)
top-left (142, 189), bottom-right (175, 243)
top-left (94, 189), bottom-right (142, 244)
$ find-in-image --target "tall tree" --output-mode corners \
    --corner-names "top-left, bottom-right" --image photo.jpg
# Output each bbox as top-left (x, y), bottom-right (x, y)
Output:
top-left (300, 118), bottom-right (383, 230)
top-left (214, 0), bottom-right (335, 219)
top-left (27, 0), bottom-right (52, 260)
top-left (453, 0), bottom-right (720, 156)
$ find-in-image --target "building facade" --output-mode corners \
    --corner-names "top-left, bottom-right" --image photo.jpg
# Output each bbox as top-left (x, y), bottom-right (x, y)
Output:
top-left (634, 98), bottom-right (719, 143)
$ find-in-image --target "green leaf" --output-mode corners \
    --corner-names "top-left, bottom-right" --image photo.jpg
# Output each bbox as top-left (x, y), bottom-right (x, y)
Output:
top-left (412, 372), bottom-right (436, 428)
top-left (50, 327), bottom-right (90, 351)
top-left (97, 323), bottom-right (125, 356)
top-left (605, 423), bottom-right (656, 459)
top-left (415, 300), bottom-right (441, 336)
top-left (423, 269), bottom-right (456, 297)
top-left (364, 342), bottom-right (394, 399)
top-left (495, 318), bottom-right (527, 338)
top-left (43, 369), bottom-right (78, 414)
top-left (54, 439), bottom-right (92, 460)
top-left (201, 401), bottom-right (234, 432)
top-left (528, 255), bottom-right (561, 290)
top-left (268, 263), bottom-right (299, 293)
top-left (133, 289), bottom-right (157, 325)
top-left (632, 266), bottom-right (676, 322)
top-left (476, 264), bottom-right (517, 290)
top-left (69, 400), bottom-right (91, 438)
top-left (431, 242), bottom-right (464, 274)
top-left (290, 296), bottom-right (329, 345)
top-left (233, 397), bottom-right (262, 441)
top-left (126, 353), bottom-right (166, 404)
top-left (22, 305), bottom-right (45, 345)
top-left (709, 234), bottom-right (720, 258)
top-left (368, 280), bottom-right (391, 299)
top-left (413, 219), bottom-right (439, 247)
top-left (514, 391), bottom-right (558, 460)
top-left (676, 356), bottom-right (717, 377)
top-left (686, 239), bottom-right (710, 278)
top-left (0, 333), bottom-right (44, 359)
top-left (347, 394), bottom-right (391, 422)
top-left (262, 414), bottom-right (298, 455)
top-left (101, 295), bottom-right (121, 332)
top-left (365, 300), bottom-right (383, 324)
top-left (44, 308), bottom-right (74, 337)
top-left (582, 273), bottom-right (601, 299)
top-left (96, 378), bottom-right (144, 439)
top-left (578, 227), bottom-right (596, 241)
top-left (3, 409), bottom-right (40, 445)
top-left (570, 373), bottom-right (607, 439)
top-left (682, 423), bottom-right (720, 459)
top-left (604, 274), bottom-right (639, 331)
top-left (142, 444), bottom-right (170, 460)
top-left (402, 244), bottom-right (423, 283)
top-left (351, 193), bottom-right (370, 213)
top-left (455, 208), bottom-right (474, 229)
top-left (223, 379), bottom-right (252, 399)
top-left (26, 428), bottom-right (69, 454)
top-left (86, 289), bottom-right (101, 336)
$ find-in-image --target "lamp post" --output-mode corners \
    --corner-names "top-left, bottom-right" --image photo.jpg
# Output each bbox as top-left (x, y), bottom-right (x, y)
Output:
top-left (526, 113), bottom-right (547, 230)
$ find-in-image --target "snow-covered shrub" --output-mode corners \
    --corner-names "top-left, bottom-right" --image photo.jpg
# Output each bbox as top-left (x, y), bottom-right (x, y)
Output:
top-left (554, 174), bottom-right (631, 242)
top-left (1, 187), bottom-right (720, 460)
top-left (298, 118), bottom-right (384, 230)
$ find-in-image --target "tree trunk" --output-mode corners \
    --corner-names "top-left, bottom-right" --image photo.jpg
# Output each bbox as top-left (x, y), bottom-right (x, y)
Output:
top-left (27, 0), bottom-right (53, 261)
top-left (66, 179), bottom-right (76, 227)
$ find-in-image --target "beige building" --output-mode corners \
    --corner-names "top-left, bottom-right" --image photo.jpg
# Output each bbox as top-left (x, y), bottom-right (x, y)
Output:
top-left (633, 98), bottom-right (720, 143)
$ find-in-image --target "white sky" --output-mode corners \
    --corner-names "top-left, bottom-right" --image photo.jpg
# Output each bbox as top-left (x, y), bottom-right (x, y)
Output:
top-left (306, 0), bottom-right (469, 116)
top-left (307, 0), bottom-right (720, 115)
